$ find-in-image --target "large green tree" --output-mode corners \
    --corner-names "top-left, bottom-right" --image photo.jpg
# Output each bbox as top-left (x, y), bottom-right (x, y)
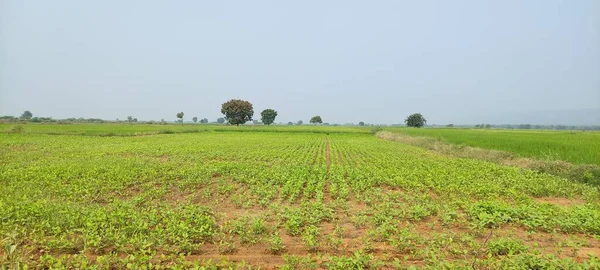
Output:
top-left (405, 113), bottom-right (426, 128)
top-left (221, 99), bottom-right (253, 126)
top-left (309, 116), bottom-right (323, 125)
top-left (176, 112), bottom-right (184, 124)
top-left (260, 109), bottom-right (278, 125)
top-left (21, 110), bottom-right (33, 120)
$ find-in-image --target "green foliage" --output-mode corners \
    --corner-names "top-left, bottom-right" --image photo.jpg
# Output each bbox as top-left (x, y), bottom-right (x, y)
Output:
top-left (387, 128), bottom-right (600, 165)
top-left (326, 251), bottom-right (383, 269)
top-left (268, 232), bottom-right (285, 254)
top-left (217, 117), bottom-right (225, 124)
top-left (404, 113), bottom-right (426, 128)
top-left (192, 117), bottom-right (198, 123)
top-left (1, 126), bottom-right (599, 268)
top-left (260, 109), bottom-right (278, 125)
top-left (487, 238), bottom-right (528, 256)
top-left (20, 110), bottom-right (32, 120)
top-left (176, 112), bottom-right (184, 124)
top-left (359, 121), bottom-right (365, 126)
top-left (221, 99), bottom-right (253, 126)
top-left (310, 116), bottom-right (323, 124)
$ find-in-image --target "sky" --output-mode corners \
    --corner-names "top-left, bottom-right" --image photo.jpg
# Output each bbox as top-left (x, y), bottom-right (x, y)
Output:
top-left (1, 0), bottom-right (599, 125)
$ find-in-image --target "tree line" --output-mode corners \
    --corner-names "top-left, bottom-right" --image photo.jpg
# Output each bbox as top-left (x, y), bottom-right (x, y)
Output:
top-left (5, 102), bottom-right (597, 130)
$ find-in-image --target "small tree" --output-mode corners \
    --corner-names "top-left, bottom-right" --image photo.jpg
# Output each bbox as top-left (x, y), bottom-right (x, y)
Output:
top-left (127, 116), bottom-right (134, 123)
top-left (133, 118), bottom-right (138, 122)
top-left (201, 118), bottom-right (208, 124)
top-left (358, 121), bottom-right (365, 126)
top-left (446, 124), bottom-right (454, 128)
top-left (21, 110), bottom-right (33, 120)
top-left (288, 122), bottom-right (293, 125)
top-left (192, 117), bottom-right (198, 123)
top-left (260, 109), bottom-right (278, 125)
top-left (217, 117), bottom-right (225, 124)
top-left (405, 113), bottom-right (426, 128)
top-left (176, 112), bottom-right (184, 124)
top-left (309, 116), bottom-right (323, 125)
top-left (297, 120), bottom-right (303, 125)
top-left (221, 99), bottom-right (253, 126)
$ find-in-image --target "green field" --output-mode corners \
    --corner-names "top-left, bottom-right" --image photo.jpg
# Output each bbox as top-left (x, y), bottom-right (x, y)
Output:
top-left (0, 123), bottom-right (368, 136)
top-left (387, 128), bottom-right (600, 165)
top-left (2, 125), bottom-right (600, 268)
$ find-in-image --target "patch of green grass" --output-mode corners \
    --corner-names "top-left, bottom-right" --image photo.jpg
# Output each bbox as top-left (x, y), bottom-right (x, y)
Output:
top-left (387, 128), bottom-right (600, 165)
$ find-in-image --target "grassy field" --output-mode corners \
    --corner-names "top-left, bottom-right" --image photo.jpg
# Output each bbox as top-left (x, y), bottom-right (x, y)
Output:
top-left (387, 128), bottom-right (600, 165)
top-left (2, 125), bottom-right (600, 268)
top-left (0, 123), bottom-right (369, 136)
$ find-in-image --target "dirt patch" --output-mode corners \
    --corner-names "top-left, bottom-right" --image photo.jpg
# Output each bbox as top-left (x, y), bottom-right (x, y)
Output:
top-left (533, 197), bottom-right (585, 207)
top-left (577, 247), bottom-right (600, 261)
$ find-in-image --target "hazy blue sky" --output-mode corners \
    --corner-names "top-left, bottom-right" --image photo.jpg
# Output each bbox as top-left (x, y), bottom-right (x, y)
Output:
top-left (1, 0), bottom-right (599, 125)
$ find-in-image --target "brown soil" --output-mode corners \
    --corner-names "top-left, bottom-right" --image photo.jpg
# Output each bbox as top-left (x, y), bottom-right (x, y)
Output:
top-left (533, 197), bottom-right (585, 207)
top-left (577, 247), bottom-right (600, 262)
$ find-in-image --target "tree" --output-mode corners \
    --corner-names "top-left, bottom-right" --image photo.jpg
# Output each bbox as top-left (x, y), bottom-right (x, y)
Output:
top-left (221, 99), bottom-right (253, 126)
top-left (127, 116), bottom-right (134, 123)
top-left (201, 118), bottom-right (208, 124)
top-left (446, 124), bottom-right (454, 128)
top-left (21, 110), bottom-right (33, 120)
top-left (192, 117), bottom-right (198, 123)
top-left (405, 113), bottom-right (426, 128)
top-left (176, 112), bottom-right (184, 124)
top-left (358, 121), bottom-right (365, 126)
top-left (297, 120), bottom-right (303, 125)
top-left (133, 118), bottom-right (138, 122)
top-left (309, 116), bottom-right (323, 125)
top-left (217, 117), bottom-right (226, 124)
top-left (288, 122), bottom-right (293, 125)
top-left (260, 109), bottom-right (278, 125)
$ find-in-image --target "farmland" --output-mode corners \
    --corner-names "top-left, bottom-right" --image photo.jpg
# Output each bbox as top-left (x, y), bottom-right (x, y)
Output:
top-left (1, 124), bottom-right (600, 269)
top-left (387, 128), bottom-right (600, 165)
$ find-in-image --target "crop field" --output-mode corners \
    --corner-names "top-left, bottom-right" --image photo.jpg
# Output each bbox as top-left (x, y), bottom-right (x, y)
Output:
top-left (387, 128), bottom-right (600, 165)
top-left (2, 125), bottom-right (600, 269)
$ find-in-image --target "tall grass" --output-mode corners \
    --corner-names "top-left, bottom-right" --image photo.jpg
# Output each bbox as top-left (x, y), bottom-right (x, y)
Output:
top-left (386, 128), bottom-right (600, 165)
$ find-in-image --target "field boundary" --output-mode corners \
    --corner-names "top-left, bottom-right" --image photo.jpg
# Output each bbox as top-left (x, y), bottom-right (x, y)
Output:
top-left (377, 131), bottom-right (600, 187)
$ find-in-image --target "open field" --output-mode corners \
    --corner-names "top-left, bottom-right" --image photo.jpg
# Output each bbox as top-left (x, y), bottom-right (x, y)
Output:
top-left (0, 123), bottom-right (369, 136)
top-left (2, 125), bottom-right (600, 268)
top-left (387, 128), bottom-right (600, 166)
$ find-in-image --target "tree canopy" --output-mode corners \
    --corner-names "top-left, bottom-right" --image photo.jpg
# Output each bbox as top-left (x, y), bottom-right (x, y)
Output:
top-left (21, 110), bottom-right (32, 120)
top-left (260, 109), bottom-right (278, 125)
top-left (309, 116), bottom-right (323, 125)
top-left (221, 99), bottom-right (253, 126)
top-left (217, 117), bottom-right (226, 124)
top-left (192, 117), bottom-right (198, 123)
top-left (405, 113), bottom-right (426, 128)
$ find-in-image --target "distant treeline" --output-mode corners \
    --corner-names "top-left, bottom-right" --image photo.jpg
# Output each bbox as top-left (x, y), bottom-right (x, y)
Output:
top-left (1, 115), bottom-right (599, 130)
top-left (426, 124), bottom-right (600, 131)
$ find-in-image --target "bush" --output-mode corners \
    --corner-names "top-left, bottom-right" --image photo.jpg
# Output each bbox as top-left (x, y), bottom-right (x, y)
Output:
top-left (488, 238), bottom-right (528, 256)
